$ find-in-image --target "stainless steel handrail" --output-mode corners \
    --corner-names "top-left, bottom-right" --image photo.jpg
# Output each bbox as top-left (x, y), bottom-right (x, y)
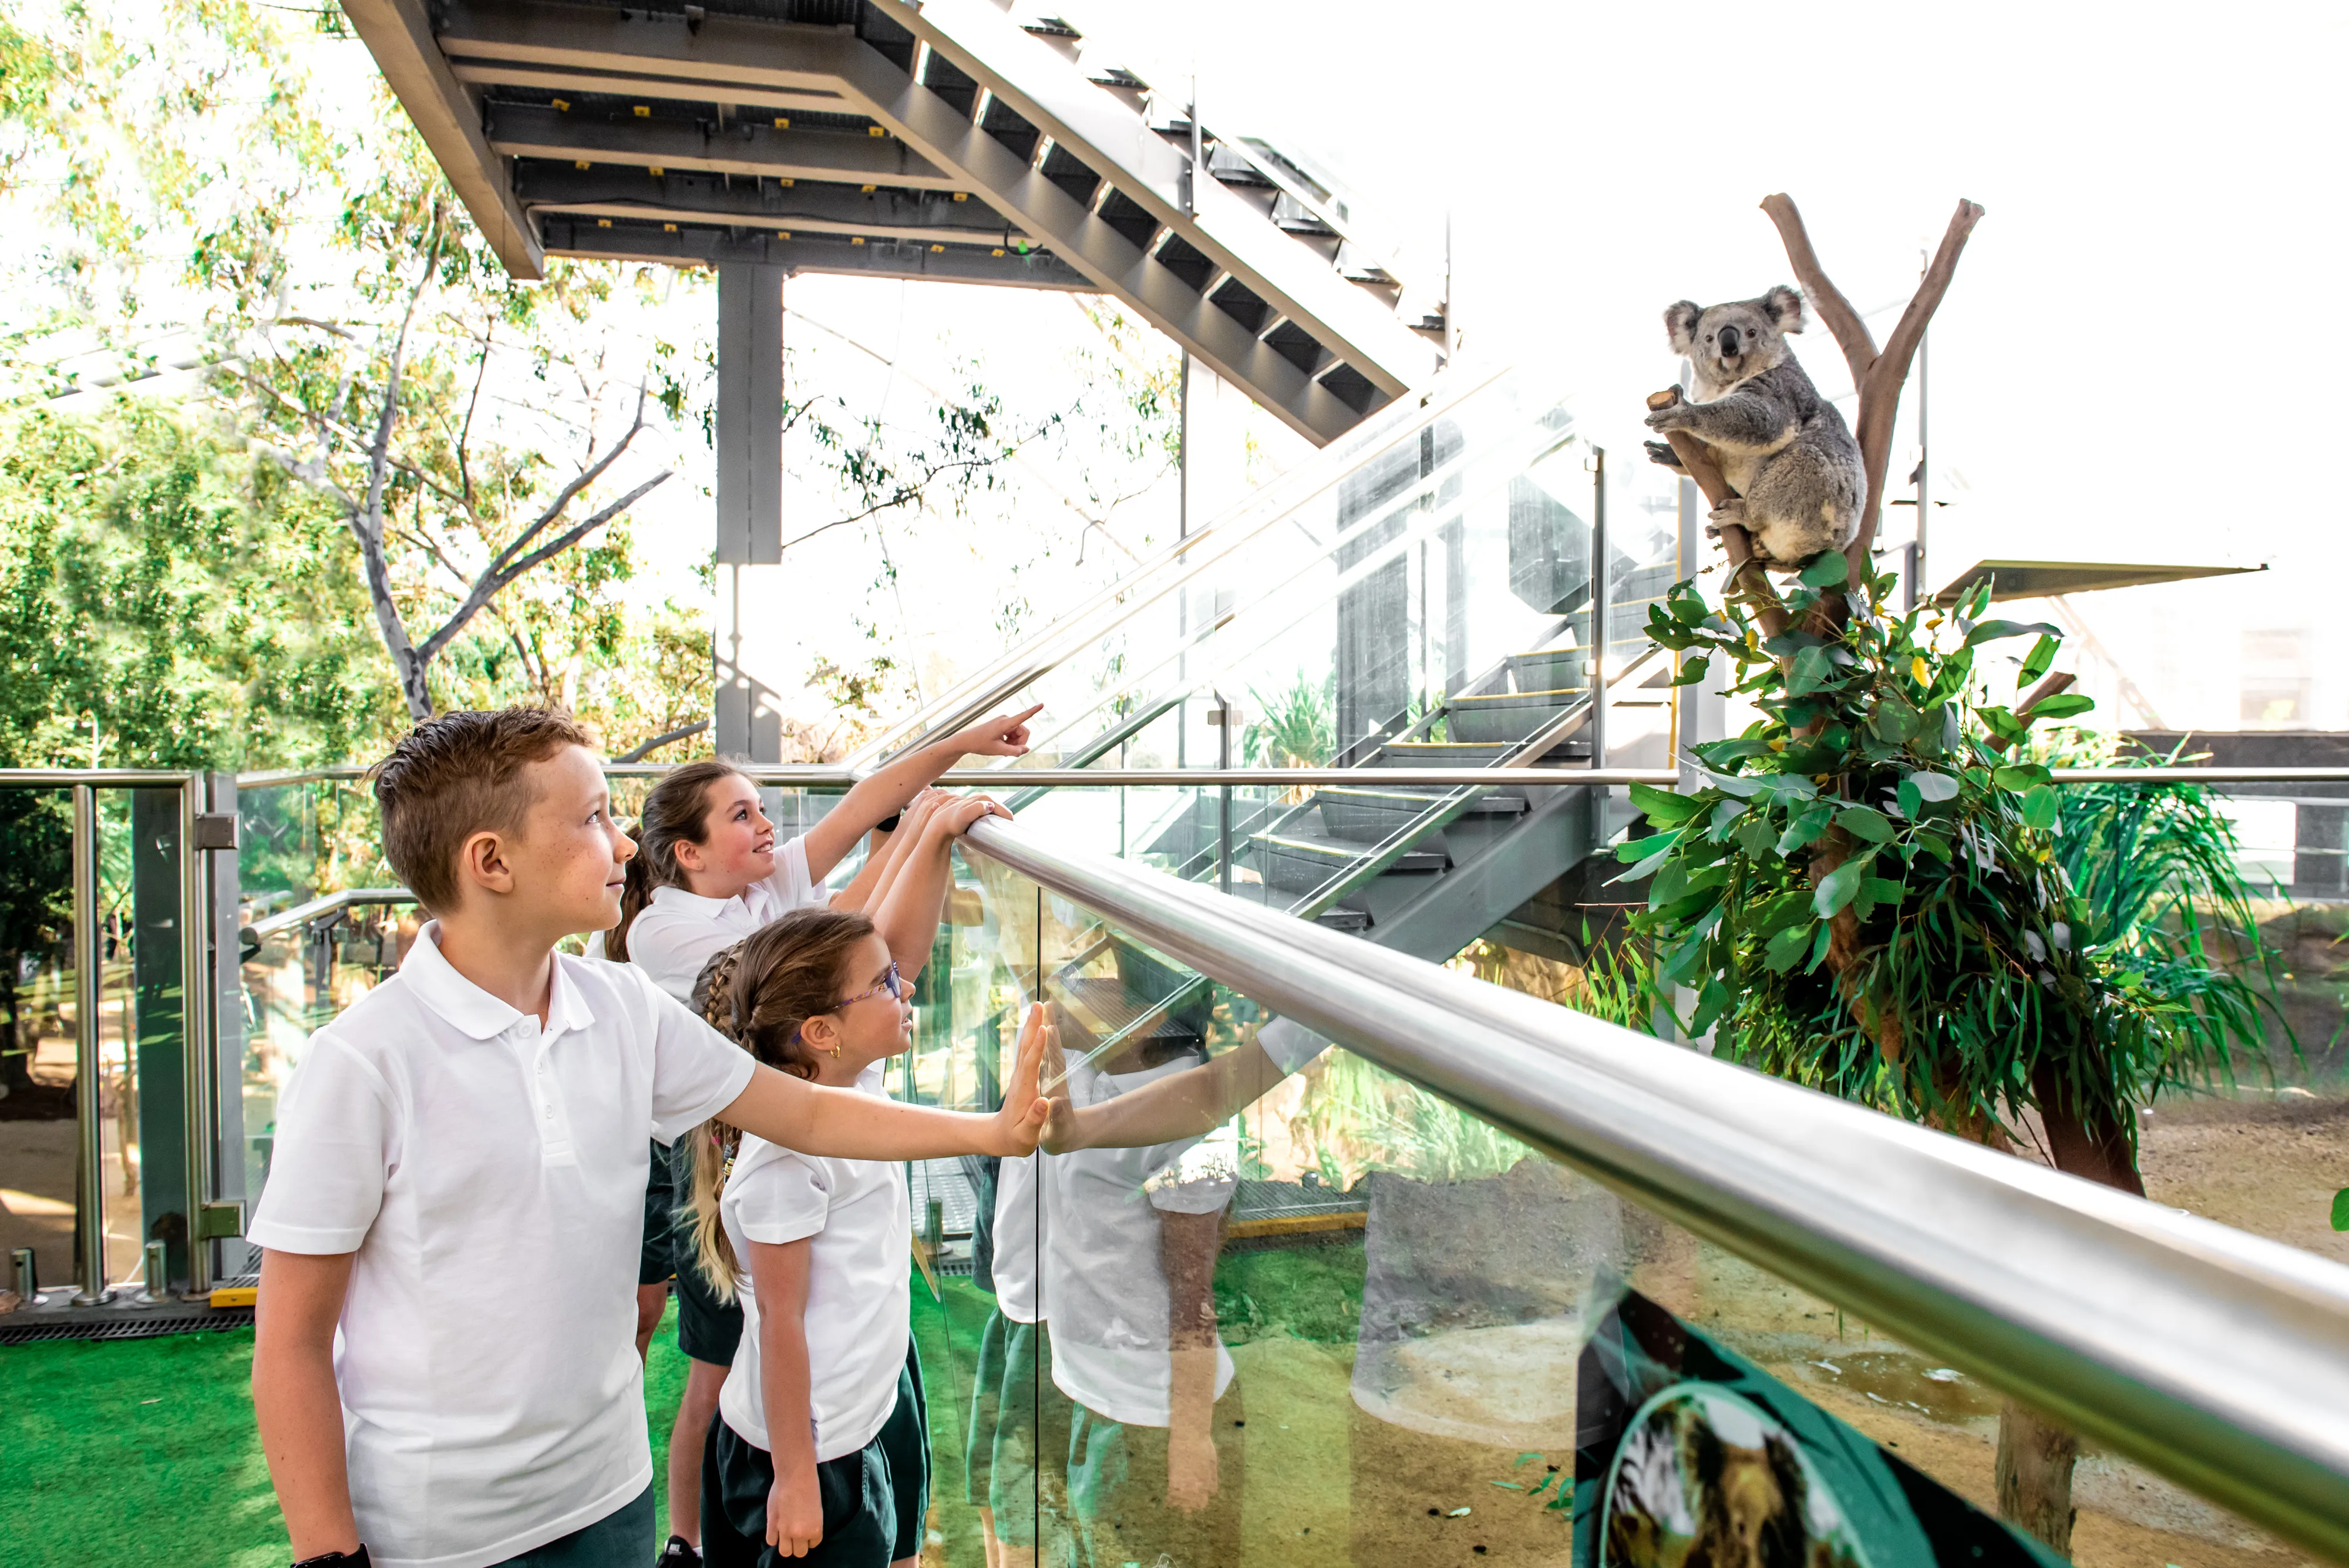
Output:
top-left (230, 763), bottom-right (2349, 789)
top-left (961, 815), bottom-right (2349, 1559)
top-left (242, 887), bottom-right (415, 944)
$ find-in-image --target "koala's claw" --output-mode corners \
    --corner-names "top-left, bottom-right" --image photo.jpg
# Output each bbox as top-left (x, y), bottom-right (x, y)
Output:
top-left (1643, 403), bottom-right (1692, 432)
top-left (1643, 439), bottom-right (1685, 471)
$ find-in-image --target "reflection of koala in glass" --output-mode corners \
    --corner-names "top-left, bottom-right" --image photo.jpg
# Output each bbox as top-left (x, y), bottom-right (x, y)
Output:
top-left (1643, 286), bottom-right (1864, 572)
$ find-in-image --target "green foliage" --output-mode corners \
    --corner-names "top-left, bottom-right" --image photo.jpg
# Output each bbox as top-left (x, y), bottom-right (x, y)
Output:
top-left (0, 403), bottom-right (396, 769)
top-left (2037, 731), bottom-right (2289, 1089)
top-left (2334, 1187), bottom-right (2349, 1233)
top-left (1243, 669), bottom-right (1336, 768)
top-left (1624, 566), bottom-right (2277, 1143)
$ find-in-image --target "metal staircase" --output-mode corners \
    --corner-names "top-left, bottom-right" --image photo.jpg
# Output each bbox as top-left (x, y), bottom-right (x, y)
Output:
top-left (342, 0), bottom-right (1443, 443)
top-left (901, 364), bottom-right (1682, 970)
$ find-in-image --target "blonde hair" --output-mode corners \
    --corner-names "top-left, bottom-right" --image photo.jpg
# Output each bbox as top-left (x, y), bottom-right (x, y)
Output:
top-left (681, 907), bottom-right (879, 1300)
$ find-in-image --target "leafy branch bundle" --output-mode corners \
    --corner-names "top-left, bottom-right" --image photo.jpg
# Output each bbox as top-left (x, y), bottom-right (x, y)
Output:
top-left (1628, 561), bottom-right (2202, 1160)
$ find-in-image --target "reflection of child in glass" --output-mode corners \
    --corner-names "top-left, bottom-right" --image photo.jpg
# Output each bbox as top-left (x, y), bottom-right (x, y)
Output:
top-left (1040, 1000), bottom-right (1258, 1568)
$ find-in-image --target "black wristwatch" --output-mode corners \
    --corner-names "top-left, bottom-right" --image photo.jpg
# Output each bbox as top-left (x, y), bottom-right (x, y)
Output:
top-left (293, 1548), bottom-right (369, 1567)
top-left (874, 813), bottom-right (902, 834)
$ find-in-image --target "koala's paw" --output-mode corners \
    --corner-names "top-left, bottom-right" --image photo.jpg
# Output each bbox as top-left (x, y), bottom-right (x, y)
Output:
top-left (1644, 402), bottom-right (1694, 433)
top-left (1643, 440), bottom-right (1686, 471)
top-left (1707, 497), bottom-right (1748, 537)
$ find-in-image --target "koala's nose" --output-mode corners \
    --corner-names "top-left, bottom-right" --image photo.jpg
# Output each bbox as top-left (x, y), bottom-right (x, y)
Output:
top-left (1718, 326), bottom-right (1742, 355)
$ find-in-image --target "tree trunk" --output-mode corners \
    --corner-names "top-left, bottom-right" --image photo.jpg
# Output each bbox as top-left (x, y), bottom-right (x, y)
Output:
top-left (1995, 1399), bottom-right (2080, 1554)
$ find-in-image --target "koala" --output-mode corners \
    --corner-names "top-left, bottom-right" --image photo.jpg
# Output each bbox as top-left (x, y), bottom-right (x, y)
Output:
top-left (1643, 285), bottom-right (1865, 572)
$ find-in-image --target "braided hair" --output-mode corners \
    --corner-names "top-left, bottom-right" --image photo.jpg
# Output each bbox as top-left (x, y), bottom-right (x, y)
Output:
top-left (680, 907), bottom-right (880, 1300)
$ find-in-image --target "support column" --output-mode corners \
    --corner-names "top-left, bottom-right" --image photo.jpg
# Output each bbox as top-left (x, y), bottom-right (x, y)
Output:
top-left (715, 263), bottom-right (788, 762)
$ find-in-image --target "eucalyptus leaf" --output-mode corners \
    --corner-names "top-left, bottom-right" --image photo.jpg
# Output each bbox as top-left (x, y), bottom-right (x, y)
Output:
top-left (1994, 763), bottom-right (2050, 791)
top-left (1907, 770), bottom-right (1959, 803)
top-left (1669, 654), bottom-right (1712, 688)
top-left (1812, 857), bottom-right (1870, 918)
top-left (1836, 805), bottom-right (1897, 844)
top-left (2021, 783), bottom-right (2060, 830)
top-left (1799, 551), bottom-right (1850, 588)
top-left (2028, 693), bottom-right (2096, 719)
top-left (1628, 781), bottom-right (1703, 825)
top-left (1964, 618), bottom-right (2061, 648)
top-left (2018, 633), bottom-right (2058, 686)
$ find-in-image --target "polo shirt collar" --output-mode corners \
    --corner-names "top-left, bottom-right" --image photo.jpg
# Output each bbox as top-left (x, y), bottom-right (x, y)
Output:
top-left (402, 921), bottom-right (598, 1041)
top-left (650, 884), bottom-right (737, 921)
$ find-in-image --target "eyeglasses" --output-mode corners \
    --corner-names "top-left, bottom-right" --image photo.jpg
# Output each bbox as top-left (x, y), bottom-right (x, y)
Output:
top-left (834, 961), bottom-right (906, 1010)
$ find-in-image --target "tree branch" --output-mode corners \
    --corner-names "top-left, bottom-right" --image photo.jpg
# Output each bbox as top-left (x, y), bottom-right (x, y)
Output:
top-left (612, 720), bottom-right (709, 763)
top-left (1757, 193), bottom-right (1879, 385)
top-left (414, 470), bottom-right (670, 667)
top-left (1651, 396), bottom-right (1791, 641)
top-left (486, 381), bottom-right (650, 578)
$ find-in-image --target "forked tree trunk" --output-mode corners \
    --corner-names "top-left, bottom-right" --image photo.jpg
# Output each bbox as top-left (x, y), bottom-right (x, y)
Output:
top-left (1665, 195), bottom-right (2141, 1555)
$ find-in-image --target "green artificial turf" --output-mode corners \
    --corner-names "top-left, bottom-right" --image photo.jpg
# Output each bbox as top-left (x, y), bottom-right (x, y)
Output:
top-left (0, 1246), bottom-right (1355, 1563)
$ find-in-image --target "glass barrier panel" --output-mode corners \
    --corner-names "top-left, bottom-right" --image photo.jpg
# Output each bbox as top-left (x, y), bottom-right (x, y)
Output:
top-left (0, 786), bottom-right (78, 1303)
top-left (926, 853), bottom-right (2323, 1568)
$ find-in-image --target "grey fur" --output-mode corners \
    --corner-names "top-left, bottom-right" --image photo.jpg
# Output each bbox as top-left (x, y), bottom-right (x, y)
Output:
top-left (1643, 287), bottom-right (1865, 571)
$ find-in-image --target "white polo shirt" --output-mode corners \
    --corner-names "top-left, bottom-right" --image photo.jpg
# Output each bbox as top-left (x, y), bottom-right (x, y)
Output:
top-left (247, 924), bottom-right (759, 1568)
top-left (718, 1075), bottom-right (910, 1462)
top-left (1043, 1053), bottom-right (1238, 1426)
top-left (625, 836), bottom-right (819, 1004)
top-left (988, 1150), bottom-right (1042, 1324)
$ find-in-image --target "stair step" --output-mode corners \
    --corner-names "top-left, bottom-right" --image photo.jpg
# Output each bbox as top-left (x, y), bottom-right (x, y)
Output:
top-left (1446, 688), bottom-right (1586, 744)
top-left (1250, 829), bottom-right (1446, 897)
top-left (1315, 907), bottom-right (1373, 933)
top-left (1506, 651), bottom-right (1590, 694)
top-left (1314, 786), bottom-right (1523, 842)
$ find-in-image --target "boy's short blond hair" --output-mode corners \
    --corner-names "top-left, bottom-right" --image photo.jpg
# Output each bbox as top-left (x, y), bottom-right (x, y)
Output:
top-left (370, 708), bottom-right (595, 913)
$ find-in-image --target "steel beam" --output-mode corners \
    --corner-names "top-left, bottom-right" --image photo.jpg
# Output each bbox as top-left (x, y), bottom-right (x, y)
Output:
top-left (872, 0), bottom-right (1434, 398)
top-left (338, 0), bottom-right (543, 278)
top-left (540, 219), bottom-right (1095, 289)
top-left (485, 102), bottom-right (960, 189)
top-left (511, 163), bottom-right (1025, 248)
top-left (826, 42), bottom-right (1366, 442)
top-left (447, 60), bottom-right (855, 116)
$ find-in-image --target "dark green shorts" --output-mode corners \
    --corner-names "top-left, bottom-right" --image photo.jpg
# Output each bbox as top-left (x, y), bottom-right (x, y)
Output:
top-left (638, 1140), bottom-right (674, 1287)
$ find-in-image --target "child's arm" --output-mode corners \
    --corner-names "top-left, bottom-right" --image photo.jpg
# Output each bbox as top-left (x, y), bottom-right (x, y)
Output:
top-left (1161, 1208), bottom-right (1228, 1513)
top-left (826, 789), bottom-right (944, 916)
top-left (719, 1002), bottom-right (1052, 1159)
top-left (1044, 1020), bottom-right (1328, 1153)
top-left (252, 1249), bottom-right (361, 1559)
top-left (799, 705), bottom-right (1042, 880)
top-left (872, 795), bottom-right (1008, 981)
top-left (747, 1236), bottom-right (824, 1556)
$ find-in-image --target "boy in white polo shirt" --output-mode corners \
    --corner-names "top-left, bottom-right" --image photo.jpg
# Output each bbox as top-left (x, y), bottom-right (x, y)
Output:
top-left (247, 709), bottom-right (1050, 1568)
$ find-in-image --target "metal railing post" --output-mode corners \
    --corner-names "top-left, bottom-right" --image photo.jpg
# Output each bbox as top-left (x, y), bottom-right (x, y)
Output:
top-left (179, 778), bottom-right (213, 1294)
top-left (70, 783), bottom-right (110, 1305)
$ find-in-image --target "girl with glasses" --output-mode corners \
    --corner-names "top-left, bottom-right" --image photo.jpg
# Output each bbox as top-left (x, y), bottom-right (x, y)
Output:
top-left (683, 793), bottom-right (1023, 1567)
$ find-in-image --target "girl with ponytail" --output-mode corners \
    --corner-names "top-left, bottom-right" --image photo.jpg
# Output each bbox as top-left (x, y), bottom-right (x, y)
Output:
top-left (611, 701), bottom-right (1043, 1002)
top-left (686, 798), bottom-right (1046, 1566)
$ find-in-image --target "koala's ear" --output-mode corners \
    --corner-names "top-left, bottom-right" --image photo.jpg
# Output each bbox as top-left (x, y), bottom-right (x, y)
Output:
top-left (1664, 301), bottom-right (1702, 356)
top-left (1761, 285), bottom-right (1806, 334)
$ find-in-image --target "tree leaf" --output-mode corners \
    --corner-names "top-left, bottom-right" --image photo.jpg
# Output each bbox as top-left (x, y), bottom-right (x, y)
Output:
top-left (1836, 805), bottom-right (1897, 844)
top-left (1994, 763), bottom-right (2050, 791)
top-left (2333, 1188), bottom-right (2349, 1233)
top-left (1799, 551), bottom-right (1850, 588)
top-left (2028, 693), bottom-right (2096, 719)
top-left (1813, 857), bottom-right (1870, 918)
top-left (1668, 654), bottom-right (1711, 688)
top-left (2018, 633), bottom-right (2058, 686)
top-left (2020, 783), bottom-right (2059, 830)
top-left (1907, 770), bottom-right (1960, 802)
top-left (1763, 923), bottom-right (1812, 973)
top-left (1964, 618), bottom-right (2061, 648)
top-left (1628, 782), bottom-right (1704, 825)
top-left (1614, 829), bottom-right (1680, 863)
